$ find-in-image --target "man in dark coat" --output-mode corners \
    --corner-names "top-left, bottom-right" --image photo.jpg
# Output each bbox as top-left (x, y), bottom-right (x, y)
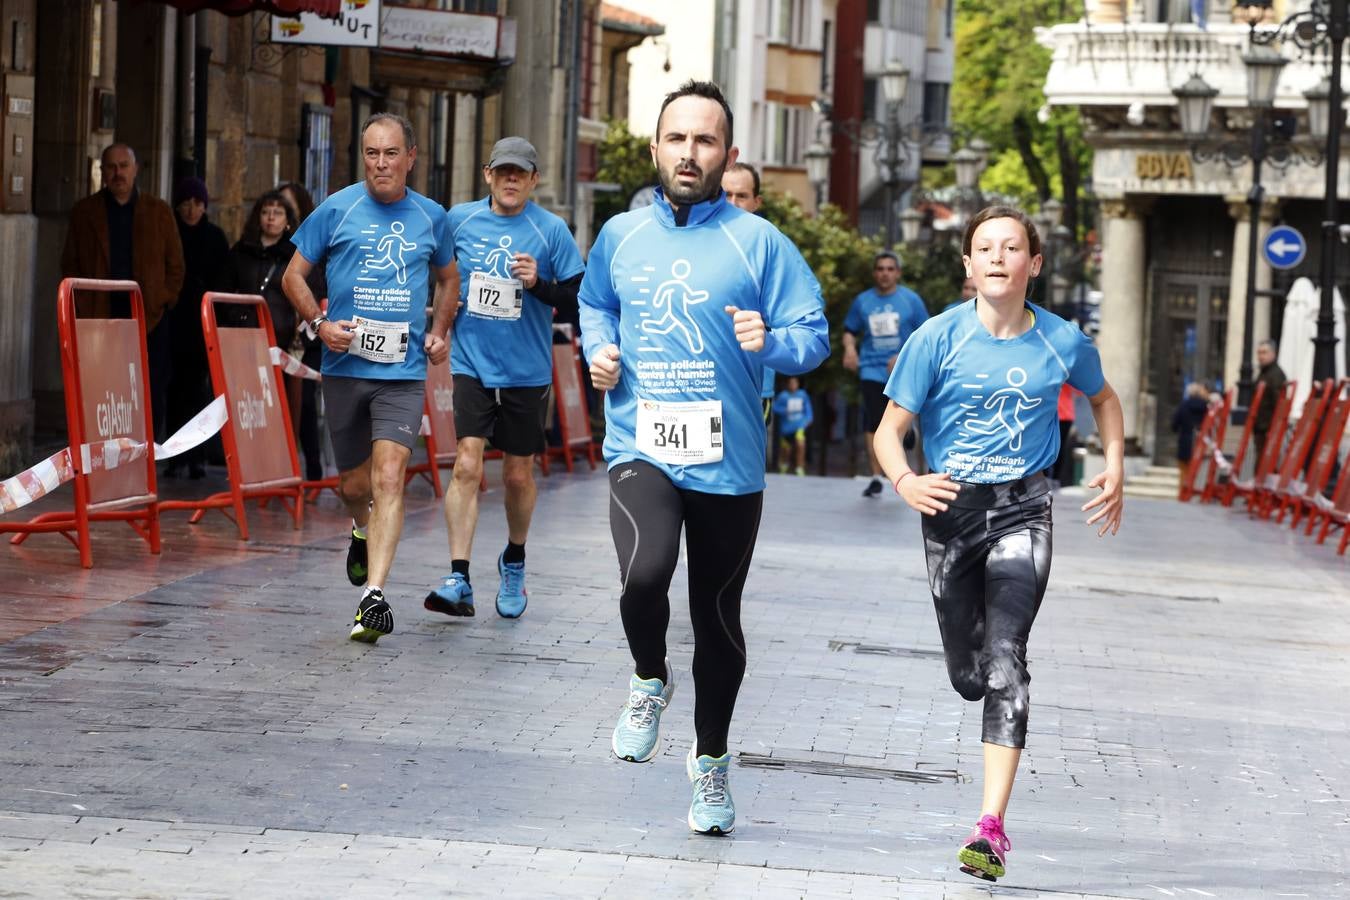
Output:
top-left (61, 143), bottom-right (185, 438)
top-left (1253, 339), bottom-right (1287, 462)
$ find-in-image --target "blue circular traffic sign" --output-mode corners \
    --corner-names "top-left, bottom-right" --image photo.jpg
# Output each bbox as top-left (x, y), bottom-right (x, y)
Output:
top-left (1262, 225), bottom-right (1306, 270)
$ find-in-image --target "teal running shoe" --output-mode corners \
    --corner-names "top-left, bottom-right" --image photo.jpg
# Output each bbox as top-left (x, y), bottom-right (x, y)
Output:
top-left (687, 747), bottom-right (735, 835)
top-left (425, 572), bottom-right (474, 617)
top-left (610, 661), bottom-right (674, 762)
top-left (495, 552), bottom-right (528, 618)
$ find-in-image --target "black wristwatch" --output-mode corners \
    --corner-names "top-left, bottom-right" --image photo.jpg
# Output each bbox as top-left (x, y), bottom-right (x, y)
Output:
top-left (308, 313), bottom-right (329, 336)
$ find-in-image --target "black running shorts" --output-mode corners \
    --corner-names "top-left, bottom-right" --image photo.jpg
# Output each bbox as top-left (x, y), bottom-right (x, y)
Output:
top-left (860, 378), bottom-right (889, 433)
top-left (452, 375), bottom-right (551, 457)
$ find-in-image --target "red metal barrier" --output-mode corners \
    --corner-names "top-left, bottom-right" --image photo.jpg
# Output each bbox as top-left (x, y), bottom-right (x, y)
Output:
top-left (545, 337), bottom-right (597, 473)
top-left (406, 354), bottom-right (459, 496)
top-left (0, 278), bottom-right (160, 567)
top-left (160, 293), bottom-right (303, 538)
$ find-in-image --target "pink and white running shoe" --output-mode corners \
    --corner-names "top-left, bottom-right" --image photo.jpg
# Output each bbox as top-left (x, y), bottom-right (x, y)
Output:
top-left (958, 814), bottom-right (1011, 882)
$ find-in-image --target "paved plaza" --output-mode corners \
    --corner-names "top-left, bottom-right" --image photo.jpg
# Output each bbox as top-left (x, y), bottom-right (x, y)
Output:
top-left (0, 466), bottom-right (1346, 898)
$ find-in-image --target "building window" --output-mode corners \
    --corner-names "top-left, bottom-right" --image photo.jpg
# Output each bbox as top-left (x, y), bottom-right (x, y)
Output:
top-left (922, 81), bottom-right (949, 129)
top-left (867, 0), bottom-right (881, 23)
top-left (301, 103), bottom-right (333, 202)
top-left (428, 92), bottom-right (453, 206)
top-left (862, 77), bottom-right (878, 124)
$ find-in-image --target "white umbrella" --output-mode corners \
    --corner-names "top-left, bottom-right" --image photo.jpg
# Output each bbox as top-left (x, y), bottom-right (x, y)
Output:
top-left (1278, 278), bottom-right (1317, 419)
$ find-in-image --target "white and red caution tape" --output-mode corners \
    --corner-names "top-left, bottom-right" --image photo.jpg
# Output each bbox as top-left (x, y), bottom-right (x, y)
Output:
top-left (0, 395), bottom-right (229, 516)
top-left (269, 346), bottom-right (322, 381)
top-left (420, 414), bottom-right (431, 437)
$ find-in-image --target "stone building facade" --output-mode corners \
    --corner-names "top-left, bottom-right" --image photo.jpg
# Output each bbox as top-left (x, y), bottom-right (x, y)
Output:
top-left (1040, 0), bottom-right (1349, 462)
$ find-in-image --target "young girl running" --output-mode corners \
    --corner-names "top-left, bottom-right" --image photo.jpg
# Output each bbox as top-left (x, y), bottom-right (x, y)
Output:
top-left (873, 206), bottom-right (1124, 882)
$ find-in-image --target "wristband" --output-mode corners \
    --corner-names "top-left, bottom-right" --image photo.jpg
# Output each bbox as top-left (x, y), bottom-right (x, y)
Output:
top-left (894, 471), bottom-right (915, 494)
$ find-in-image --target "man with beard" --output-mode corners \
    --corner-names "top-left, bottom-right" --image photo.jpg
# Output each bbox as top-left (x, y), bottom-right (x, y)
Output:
top-left (580, 80), bottom-right (829, 835)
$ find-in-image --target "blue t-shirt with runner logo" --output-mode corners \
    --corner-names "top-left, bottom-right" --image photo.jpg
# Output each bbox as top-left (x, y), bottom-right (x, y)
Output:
top-left (844, 286), bottom-right (928, 383)
top-left (293, 182), bottom-right (453, 381)
top-left (772, 388), bottom-right (814, 435)
top-left (447, 197), bottom-right (585, 388)
top-left (884, 301), bottom-right (1105, 483)
top-left (579, 190), bottom-right (829, 496)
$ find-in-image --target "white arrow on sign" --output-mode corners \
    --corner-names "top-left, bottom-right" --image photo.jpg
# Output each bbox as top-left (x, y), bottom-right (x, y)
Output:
top-left (1268, 238), bottom-right (1301, 258)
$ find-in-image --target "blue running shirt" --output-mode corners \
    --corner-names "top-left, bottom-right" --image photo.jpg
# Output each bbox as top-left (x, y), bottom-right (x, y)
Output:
top-left (293, 182), bottom-right (453, 380)
top-left (885, 301), bottom-right (1105, 483)
top-left (447, 198), bottom-right (585, 388)
top-left (844, 286), bottom-right (929, 384)
top-left (772, 389), bottom-right (813, 436)
top-left (579, 191), bottom-right (829, 495)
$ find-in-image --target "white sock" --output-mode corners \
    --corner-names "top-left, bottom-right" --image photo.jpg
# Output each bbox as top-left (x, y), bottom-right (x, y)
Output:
top-left (363, 584), bottom-right (383, 599)
top-left (352, 521), bottom-right (367, 539)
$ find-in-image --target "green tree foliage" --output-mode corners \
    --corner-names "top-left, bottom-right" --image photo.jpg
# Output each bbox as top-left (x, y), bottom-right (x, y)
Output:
top-left (953, 0), bottom-right (1088, 237)
top-left (594, 119), bottom-right (656, 230)
top-left (760, 192), bottom-right (878, 394)
top-left (899, 240), bottom-right (966, 316)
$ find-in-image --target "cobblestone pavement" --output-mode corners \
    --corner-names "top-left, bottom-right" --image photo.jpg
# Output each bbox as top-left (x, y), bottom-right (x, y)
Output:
top-left (0, 467), bottom-right (1345, 898)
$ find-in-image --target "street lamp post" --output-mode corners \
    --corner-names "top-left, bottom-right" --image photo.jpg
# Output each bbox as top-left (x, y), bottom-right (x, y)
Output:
top-left (1232, 0), bottom-right (1346, 386)
top-left (1173, 36), bottom-right (1315, 418)
top-left (805, 141), bottom-right (831, 211)
top-left (879, 62), bottom-right (910, 249)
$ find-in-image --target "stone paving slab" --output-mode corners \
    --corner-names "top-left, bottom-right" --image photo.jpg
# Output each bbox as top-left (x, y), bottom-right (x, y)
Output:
top-left (0, 468), bottom-right (1346, 897)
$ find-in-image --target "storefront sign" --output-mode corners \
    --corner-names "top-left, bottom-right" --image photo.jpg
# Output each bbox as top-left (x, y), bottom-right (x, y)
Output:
top-left (1135, 152), bottom-right (1194, 180)
top-left (270, 0), bottom-right (380, 48)
top-left (380, 6), bottom-right (501, 59)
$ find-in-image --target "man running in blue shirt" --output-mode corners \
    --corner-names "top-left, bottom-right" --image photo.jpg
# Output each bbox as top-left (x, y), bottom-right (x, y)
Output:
top-left (283, 113), bottom-right (457, 643)
top-left (424, 137), bottom-right (585, 620)
top-left (581, 80), bottom-right (829, 836)
top-left (843, 251), bottom-right (928, 496)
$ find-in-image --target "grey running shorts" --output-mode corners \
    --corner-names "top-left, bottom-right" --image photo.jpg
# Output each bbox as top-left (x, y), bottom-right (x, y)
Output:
top-left (322, 375), bottom-right (425, 472)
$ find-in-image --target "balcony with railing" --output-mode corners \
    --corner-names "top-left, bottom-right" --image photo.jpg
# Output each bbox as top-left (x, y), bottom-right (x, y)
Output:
top-left (1037, 21), bottom-right (1345, 115)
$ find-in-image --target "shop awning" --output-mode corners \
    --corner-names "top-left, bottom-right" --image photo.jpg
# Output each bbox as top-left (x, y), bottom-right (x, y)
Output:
top-left (118, 0), bottom-right (341, 17)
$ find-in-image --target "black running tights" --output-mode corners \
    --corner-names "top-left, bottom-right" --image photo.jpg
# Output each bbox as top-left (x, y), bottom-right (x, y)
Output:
top-left (608, 460), bottom-right (762, 759)
top-left (920, 482), bottom-right (1053, 749)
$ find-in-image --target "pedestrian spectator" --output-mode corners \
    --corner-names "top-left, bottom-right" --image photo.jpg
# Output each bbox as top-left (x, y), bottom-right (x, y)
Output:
top-left (842, 250), bottom-right (928, 496)
top-left (772, 375), bottom-right (813, 475)
top-left (582, 80), bottom-right (829, 836)
top-left (1050, 382), bottom-right (1079, 486)
top-left (873, 205), bottom-right (1124, 883)
top-left (1253, 339), bottom-right (1287, 463)
top-left (164, 176), bottom-right (229, 478)
top-left (1171, 382), bottom-right (1211, 479)
top-left (221, 190), bottom-right (325, 471)
top-left (282, 112), bottom-right (457, 643)
top-left (423, 136), bottom-right (585, 621)
top-left (278, 181), bottom-right (327, 481)
top-left (61, 143), bottom-right (185, 439)
top-left (944, 275), bottom-right (978, 312)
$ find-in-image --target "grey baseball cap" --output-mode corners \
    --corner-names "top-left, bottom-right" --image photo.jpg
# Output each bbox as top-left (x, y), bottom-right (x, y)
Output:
top-left (488, 136), bottom-right (538, 171)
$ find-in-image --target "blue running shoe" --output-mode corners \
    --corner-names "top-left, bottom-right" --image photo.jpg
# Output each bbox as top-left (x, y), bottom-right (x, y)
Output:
top-left (687, 747), bottom-right (735, 835)
top-left (495, 552), bottom-right (528, 618)
top-left (610, 661), bottom-right (675, 763)
top-left (425, 572), bottom-right (474, 617)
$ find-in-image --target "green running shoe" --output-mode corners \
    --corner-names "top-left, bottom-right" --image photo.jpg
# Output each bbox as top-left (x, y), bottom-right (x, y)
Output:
top-left (346, 528), bottom-right (368, 586)
top-left (349, 589), bottom-right (393, 643)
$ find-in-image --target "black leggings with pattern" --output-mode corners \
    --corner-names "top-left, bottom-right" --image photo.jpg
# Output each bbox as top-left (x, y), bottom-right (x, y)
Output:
top-left (920, 474), bottom-right (1053, 749)
top-left (608, 460), bottom-right (763, 759)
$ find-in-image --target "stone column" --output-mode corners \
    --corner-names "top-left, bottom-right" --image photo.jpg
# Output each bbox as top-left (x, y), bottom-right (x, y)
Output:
top-left (1224, 196), bottom-right (1280, 393)
top-left (1098, 198), bottom-right (1148, 451)
top-left (1091, 0), bottom-right (1125, 24)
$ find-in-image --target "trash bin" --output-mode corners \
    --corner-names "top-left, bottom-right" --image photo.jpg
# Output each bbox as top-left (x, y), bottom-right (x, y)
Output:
top-left (1071, 447), bottom-right (1087, 487)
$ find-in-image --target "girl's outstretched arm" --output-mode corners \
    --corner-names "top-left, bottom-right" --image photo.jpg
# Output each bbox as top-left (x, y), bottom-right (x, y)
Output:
top-left (1082, 382), bottom-right (1125, 536)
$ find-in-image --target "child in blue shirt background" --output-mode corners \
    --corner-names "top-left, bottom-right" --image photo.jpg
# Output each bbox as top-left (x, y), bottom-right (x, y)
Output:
top-left (772, 375), bottom-right (813, 475)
